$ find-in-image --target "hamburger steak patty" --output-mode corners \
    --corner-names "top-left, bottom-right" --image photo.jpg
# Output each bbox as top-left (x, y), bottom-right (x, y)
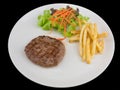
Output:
top-left (24, 36), bottom-right (65, 67)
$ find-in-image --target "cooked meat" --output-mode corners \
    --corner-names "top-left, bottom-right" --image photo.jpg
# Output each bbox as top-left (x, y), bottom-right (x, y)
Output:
top-left (24, 36), bottom-right (65, 67)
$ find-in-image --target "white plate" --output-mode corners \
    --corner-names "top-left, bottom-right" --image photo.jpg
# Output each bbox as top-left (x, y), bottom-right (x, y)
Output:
top-left (8, 3), bottom-right (115, 88)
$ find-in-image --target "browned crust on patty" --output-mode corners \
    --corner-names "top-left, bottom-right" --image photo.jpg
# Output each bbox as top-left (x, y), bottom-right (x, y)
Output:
top-left (24, 36), bottom-right (65, 67)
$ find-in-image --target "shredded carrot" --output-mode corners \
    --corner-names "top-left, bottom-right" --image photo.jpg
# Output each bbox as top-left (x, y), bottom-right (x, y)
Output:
top-left (53, 8), bottom-right (71, 16)
top-left (50, 8), bottom-right (77, 36)
top-left (56, 37), bottom-right (66, 40)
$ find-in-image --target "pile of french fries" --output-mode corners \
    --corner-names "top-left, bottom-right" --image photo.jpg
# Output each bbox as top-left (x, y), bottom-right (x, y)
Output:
top-left (69, 22), bottom-right (108, 64)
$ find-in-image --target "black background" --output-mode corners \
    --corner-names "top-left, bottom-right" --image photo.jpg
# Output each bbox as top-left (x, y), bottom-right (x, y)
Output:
top-left (2, 0), bottom-right (119, 89)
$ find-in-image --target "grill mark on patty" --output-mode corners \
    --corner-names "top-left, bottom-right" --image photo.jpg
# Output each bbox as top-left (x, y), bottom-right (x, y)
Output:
top-left (25, 36), bottom-right (65, 67)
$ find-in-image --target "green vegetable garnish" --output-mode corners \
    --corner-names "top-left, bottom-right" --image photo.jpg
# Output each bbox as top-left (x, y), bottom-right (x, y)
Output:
top-left (37, 6), bottom-right (89, 37)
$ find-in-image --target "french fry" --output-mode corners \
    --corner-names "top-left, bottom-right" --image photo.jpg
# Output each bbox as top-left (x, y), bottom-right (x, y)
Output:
top-left (86, 37), bottom-right (91, 64)
top-left (95, 47), bottom-right (99, 54)
top-left (79, 24), bottom-right (87, 57)
top-left (69, 34), bottom-right (79, 43)
top-left (87, 25), bottom-right (95, 40)
top-left (97, 32), bottom-right (108, 39)
top-left (96, 42), bottom-right (102, 53)
top-left (100, 39), bottom-right (104, 48)
top-left (91, 39), bottom-right (97, 56)
top-left (83, 28), bottom-right (87, 61)
top-left (90, 39), bottom-right (93, 55)
top-left (71, 30), bottom-right (80, 35)
top-left (94, 23), bottom-right (98, 39)
top-left (68, 22), bottom-right (108, 64)
top-left (96, 39), bottom-right (104, 53)
top-left (98, 39), bottom-right (104, 53)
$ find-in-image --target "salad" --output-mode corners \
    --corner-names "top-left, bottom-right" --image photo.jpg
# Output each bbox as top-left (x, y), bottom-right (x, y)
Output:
top-left (37, 6), bottom-right (89, 37)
